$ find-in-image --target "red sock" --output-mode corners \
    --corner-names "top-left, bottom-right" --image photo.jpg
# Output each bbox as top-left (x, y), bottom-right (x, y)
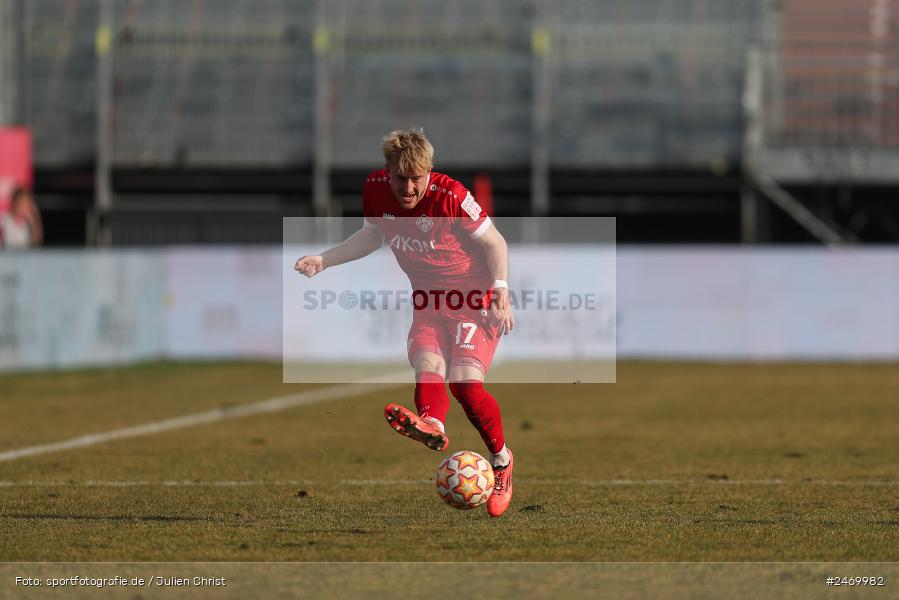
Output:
top-left (448, 380), bottom-right (505, 454)
top-left (414, 372), bottom-right (449, 425)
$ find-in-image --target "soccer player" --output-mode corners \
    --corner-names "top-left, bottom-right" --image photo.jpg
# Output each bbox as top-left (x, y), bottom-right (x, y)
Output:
top-left (294, 128), bottom-right (516, 517)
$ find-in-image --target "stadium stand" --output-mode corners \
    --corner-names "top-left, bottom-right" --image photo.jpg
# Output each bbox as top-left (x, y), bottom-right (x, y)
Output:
top-left (551, 1), bottom-right (759, 168)
top-left (4, 0), bottom-right (898, 244)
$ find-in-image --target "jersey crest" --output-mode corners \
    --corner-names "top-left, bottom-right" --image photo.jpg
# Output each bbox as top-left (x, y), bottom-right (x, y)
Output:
top-left (416, 215), bottom-right (434, 232)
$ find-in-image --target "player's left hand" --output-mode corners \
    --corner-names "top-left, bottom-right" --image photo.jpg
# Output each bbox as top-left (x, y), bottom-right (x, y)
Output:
top-left (489, 287), bottom-right (515, 335)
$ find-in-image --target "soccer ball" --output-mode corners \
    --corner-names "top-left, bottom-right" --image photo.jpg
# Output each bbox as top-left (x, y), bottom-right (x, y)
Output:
top-left (435, 450), bottom-right (494, 510)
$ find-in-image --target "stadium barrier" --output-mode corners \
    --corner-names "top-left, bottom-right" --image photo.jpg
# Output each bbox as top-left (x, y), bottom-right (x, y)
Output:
top-left (0, 246), bottom-right (897, 373)
top-left (618, 247), bottom-right (899, 360)
top-left (0, 250), bottom-right (166, 371)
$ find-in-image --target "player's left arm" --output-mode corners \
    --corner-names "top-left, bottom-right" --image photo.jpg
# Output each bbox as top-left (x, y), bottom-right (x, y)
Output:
top-left (472, 224), bottom-right (515, 335)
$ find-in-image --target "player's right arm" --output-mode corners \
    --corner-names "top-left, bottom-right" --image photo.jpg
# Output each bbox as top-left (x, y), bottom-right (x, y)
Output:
top-left (294, 225), bottom-right (382, 277)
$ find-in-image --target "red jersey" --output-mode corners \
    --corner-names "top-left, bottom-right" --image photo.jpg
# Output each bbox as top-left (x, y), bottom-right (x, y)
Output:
top-left (362, 169), bottom-right (493, 292)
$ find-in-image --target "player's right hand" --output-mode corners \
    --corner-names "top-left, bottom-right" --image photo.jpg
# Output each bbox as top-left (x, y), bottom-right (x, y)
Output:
top-left (294, 255), bottom-right (325, 278)
top-left (488, 287), bottom-right (515, 335)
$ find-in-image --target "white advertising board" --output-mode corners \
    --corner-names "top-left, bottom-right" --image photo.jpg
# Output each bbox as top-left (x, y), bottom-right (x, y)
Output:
top-left (0, 251), bottom-right (165, 371)
top-left (616, 248), bottom-right (899, 360)
top-left (163, 247), bottom-right (283, 359)
top-left (2, 247), bottom-right (897, 373)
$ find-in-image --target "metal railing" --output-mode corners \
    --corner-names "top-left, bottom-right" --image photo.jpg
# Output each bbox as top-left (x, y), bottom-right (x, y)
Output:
top-left (762, 55), bottom-right (899, 149)
top-left (747, 0), bottom-right (899, 183)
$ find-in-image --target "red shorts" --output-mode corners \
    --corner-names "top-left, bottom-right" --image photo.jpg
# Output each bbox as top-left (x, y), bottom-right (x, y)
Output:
top-left (407, 309), bottom-right (501, 374)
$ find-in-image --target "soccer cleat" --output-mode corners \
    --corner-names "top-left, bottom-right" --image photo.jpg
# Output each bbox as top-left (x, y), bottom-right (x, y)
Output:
top-left (384, 403), bottom-right (449, 451)
top-left (486, 450), bottom-right (514, 517)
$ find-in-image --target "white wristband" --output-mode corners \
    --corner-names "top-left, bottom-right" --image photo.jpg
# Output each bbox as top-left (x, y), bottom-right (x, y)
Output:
top-left (492, 279), bottom-right (508, 289)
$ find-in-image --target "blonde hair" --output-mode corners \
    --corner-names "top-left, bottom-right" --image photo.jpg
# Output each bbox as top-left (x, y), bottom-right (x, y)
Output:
top-left (381, 128), bottom-right (434, 174)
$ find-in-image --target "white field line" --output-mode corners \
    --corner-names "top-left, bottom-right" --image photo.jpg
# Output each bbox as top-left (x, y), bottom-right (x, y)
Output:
top-left (0, 374), bottom-right (408, 464)
top-left (0, 479), bottom-right (897, 487)
top-left (0, 480), bottom-right (315, 487)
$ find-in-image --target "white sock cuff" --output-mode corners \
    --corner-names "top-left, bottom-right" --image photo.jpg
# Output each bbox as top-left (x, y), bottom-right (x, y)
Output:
top-left (491, 445), bottom-right (511, 467)
top-left (423, 416), bottom-right (445, 433)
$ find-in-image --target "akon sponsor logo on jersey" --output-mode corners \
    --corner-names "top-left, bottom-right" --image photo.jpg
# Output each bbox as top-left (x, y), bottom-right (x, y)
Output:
top-left (388, 233), bottom-right (434, 253)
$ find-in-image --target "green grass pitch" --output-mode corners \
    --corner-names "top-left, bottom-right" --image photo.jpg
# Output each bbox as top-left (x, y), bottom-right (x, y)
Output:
top-left (1, 360), bottom-right (898, 567)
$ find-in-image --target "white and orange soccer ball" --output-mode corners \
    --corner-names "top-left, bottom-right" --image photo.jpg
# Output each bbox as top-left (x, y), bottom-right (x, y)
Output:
top-left (435, 450), bottom-right (495, 510)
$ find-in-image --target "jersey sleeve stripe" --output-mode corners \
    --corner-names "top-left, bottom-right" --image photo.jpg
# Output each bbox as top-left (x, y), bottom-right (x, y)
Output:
top-left (470, 216), bottom-right (493, 239)
top-left (363, 217), bottom-right (377, 229)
